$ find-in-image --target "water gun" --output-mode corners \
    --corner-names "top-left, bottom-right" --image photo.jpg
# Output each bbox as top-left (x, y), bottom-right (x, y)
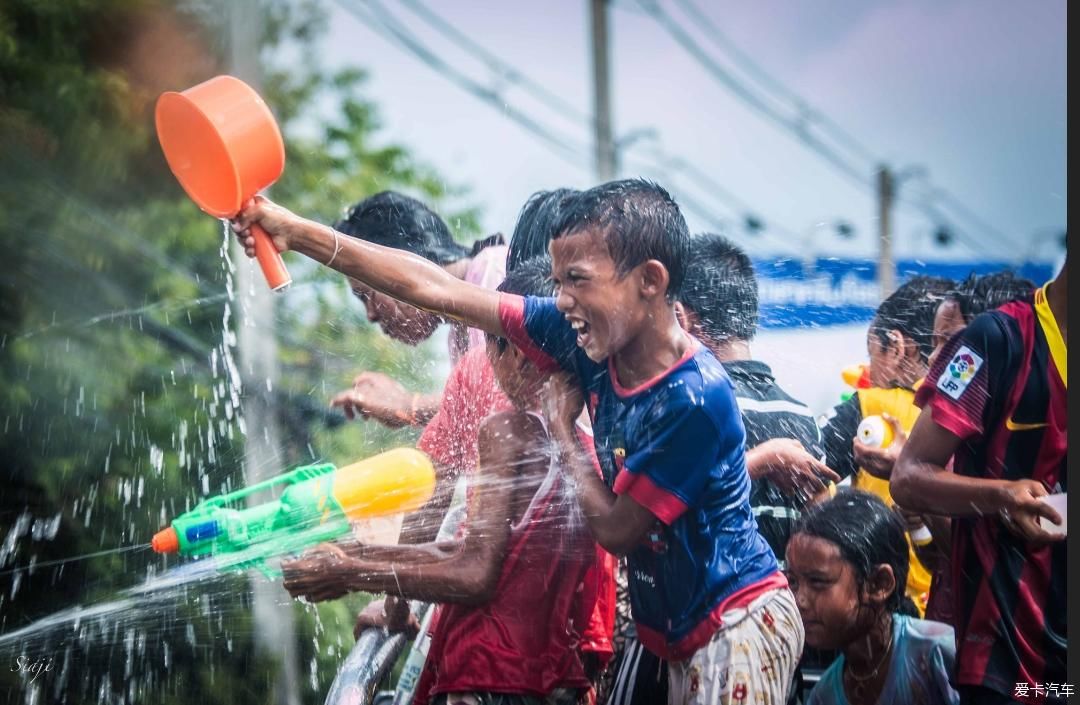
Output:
top-left (150, 448), bottom-right (435, 577)
top-left (839, 363), bottom-right (871, 402)
top-left (856, 415), bottom-right (894, 449)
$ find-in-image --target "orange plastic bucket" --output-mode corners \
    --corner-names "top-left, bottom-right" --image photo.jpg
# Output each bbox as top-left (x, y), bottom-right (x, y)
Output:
top-left (156, 75), bottom-right (291, 291)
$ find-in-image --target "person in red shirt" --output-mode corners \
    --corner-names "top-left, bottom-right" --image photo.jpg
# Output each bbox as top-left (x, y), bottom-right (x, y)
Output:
top-left (359, 190), bottom-right (613, 694)
top-left (283, 257), bottom-right (609, 705)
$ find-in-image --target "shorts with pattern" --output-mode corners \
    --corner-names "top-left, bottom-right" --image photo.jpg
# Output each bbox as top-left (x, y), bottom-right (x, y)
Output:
top-left (667, 588), bottom-right (805, 705)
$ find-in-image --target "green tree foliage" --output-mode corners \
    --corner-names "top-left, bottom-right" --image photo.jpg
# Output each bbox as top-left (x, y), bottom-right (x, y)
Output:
top-left (0, 1), bottom-right (479, 702)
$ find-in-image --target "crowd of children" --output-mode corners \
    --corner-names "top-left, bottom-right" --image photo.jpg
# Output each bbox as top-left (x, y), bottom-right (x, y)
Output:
top-left (229, 179), bottom-right (1066, 705)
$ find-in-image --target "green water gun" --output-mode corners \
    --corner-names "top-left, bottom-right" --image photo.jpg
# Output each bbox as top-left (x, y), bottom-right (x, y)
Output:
top-left (150, 448), bottom-right (436, 577)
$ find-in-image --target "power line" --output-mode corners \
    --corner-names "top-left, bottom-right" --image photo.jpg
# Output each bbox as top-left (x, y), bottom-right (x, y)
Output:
top-left (335, 0), bottom-right (802, 254)
top-left (396, 0), bottom-right (593, 126)
top-left (621, 145), bottom-right (800, 252)
top-left (893, 185), bottom-right (1015, 259)
top-left (635, 0), bottom-right (875, 191)
top-left (383, 0), bottom-right (1016, 261)
top-left (641, 0), bottom-right (1020, 259)
top-left (339, 0), bottom-right (593, 170)
top-left (673, 0), bottom-right (878, 167)
top-left (930, 188), bottom-right (1016, 252)
top-left (904, 202), bottom-right (997, 260)
top-left (340, 0), bottom-right (1024, 262)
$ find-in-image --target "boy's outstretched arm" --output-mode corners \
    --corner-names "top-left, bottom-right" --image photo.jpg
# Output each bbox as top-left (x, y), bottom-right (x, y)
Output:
top-left (232, 196), bottom-right (504, 336)
top-left (892, 409), bottom-right (1062, 543)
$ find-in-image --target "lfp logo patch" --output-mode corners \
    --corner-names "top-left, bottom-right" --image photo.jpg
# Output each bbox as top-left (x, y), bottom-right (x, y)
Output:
top-left (937, 346), bottom-right (984, 400)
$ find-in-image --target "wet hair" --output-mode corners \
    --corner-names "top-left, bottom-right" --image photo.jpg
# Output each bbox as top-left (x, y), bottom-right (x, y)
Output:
top-left (335, 191), bottom-right (502, 265)
top-left (680, 232), bottom-right (758, 342)
top-left (491, 256), bottom-right (555, 353)
top-left (871, 275), bottom-right (954, 363)
top-left (506, 189), bottom-right (578, 273)
top-left (794, 490), bottom-right (915, 616)
top-left (946, 270), bottom-right (1035, 321)
top-left (551, 179), bottom-right (690, 300)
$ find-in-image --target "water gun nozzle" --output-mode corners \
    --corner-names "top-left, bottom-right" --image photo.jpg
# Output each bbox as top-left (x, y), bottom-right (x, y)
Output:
top-left (151, 527), bottom-right (179, 554)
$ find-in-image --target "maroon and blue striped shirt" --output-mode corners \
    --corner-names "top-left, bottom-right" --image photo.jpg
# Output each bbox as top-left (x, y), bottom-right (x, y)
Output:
top-left (915, 286), bottom-right (1066, 700)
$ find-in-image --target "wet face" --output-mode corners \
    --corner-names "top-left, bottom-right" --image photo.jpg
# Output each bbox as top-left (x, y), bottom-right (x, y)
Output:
top-left (785, 533), bottom-right (866, 651)
top-left (867, 329), bottom-right (902, 388)
top-left (349, 278), bottom-right (441, 345)
top-left (486, 338), bottom-right (544, 410)
top-left (928, 299), bottom-right (967, 369)
top-left (549, 229), bottom-right (647, 362)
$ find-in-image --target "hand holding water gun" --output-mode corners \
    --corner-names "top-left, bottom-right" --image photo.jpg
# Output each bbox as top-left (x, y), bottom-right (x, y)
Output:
top-left (150, 448), bottom-right (435, 577)
top-left (853, 414), bottom-right (907, 480)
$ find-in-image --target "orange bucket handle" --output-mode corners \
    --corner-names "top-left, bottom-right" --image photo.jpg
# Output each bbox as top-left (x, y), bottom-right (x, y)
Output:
top-left (250, 223), bottom-right (290, 291)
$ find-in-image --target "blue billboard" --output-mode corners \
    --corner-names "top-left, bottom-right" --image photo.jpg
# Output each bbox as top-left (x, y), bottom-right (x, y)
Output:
top-left (756, 258), bottom-right (1056, 329)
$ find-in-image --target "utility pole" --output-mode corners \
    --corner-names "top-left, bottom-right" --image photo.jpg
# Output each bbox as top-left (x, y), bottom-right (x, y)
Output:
top-left (227, 3), bottom-right (300, 705)
top-left (590, 0), bottom-right (616, 182)
top-left (877, 165), bottom-right (895, 300)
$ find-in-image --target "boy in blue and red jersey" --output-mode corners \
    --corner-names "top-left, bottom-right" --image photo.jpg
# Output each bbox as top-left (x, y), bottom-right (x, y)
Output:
top-left (232, 179), bottom-right (804, 705)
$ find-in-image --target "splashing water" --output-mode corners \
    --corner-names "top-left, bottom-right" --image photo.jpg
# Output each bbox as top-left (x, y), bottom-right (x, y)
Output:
top-left (0, 221), bottom-right (280, 702)
top-left (217, 221), bottom-right (244, 433)
top-left (0, 545), bottom-right (149, 579)
top-left (0, 552), bottom-right (266, 704)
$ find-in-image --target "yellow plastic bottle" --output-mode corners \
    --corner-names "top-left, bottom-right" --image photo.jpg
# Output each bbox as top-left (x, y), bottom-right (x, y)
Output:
top-left (856, 415), bottom-right (894, 449)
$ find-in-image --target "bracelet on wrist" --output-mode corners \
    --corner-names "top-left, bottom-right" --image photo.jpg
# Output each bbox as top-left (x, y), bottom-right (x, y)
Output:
top-left (325, 227), bottom-right (343, 267)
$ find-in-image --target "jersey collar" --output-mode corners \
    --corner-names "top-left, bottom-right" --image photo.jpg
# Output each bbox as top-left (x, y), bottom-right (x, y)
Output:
top-left (1035, 283), bottom-right (1067, 388)
top-left (608, 336), bottom-right (699, 398)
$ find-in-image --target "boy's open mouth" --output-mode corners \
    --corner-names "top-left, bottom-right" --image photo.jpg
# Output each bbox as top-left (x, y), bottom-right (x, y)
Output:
top-left (569, 317), bottom-right (591, 348)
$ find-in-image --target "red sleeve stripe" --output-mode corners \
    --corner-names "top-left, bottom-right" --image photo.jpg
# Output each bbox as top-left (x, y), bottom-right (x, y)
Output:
top-left (924, 393), bottom-right (983, 441)
top-left (613, 470), bottom-right (688, 525)
top-left (497, 294), bottom-right (562, 374)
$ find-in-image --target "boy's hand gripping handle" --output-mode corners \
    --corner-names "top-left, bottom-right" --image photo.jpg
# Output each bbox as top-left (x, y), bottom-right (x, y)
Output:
top-left (252, 222), bottom-right (291, 291)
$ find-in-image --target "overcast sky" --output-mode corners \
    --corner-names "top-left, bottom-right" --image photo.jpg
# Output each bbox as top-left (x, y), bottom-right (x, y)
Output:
top-left (309, 0), bottom-right (1066, 263)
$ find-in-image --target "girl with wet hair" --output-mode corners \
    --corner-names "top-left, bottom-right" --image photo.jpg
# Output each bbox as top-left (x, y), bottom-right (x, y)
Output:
top-left (330, 191), bottom-right (507, 428)
top-left (786, 491), bottom-right (959, 705)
